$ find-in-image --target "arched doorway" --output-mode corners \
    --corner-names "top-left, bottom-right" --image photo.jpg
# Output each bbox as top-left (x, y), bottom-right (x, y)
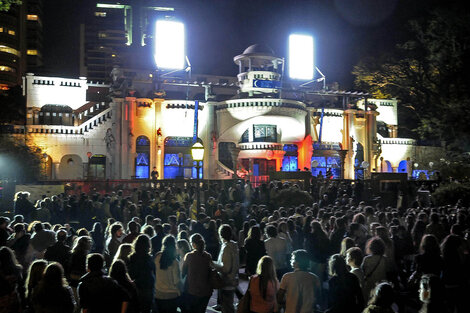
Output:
top-left (59, 154), bottom-right (83, 179)
top-left (398, 160), bottom-right (408, 173)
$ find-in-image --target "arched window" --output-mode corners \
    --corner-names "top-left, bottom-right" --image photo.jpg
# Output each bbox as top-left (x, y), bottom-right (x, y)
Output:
top-left (135, 136), bottom-right (150, 179)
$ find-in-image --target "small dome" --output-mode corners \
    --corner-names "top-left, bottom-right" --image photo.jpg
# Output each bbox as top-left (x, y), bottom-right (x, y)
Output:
top-left (242, 44), bottom-right (275, 56)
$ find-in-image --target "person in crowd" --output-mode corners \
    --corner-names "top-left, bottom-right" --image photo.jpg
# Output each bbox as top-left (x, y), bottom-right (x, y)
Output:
top-left (31, 262), bottom-right (76, 313)
top-left (346, 247), bottom-right (365, 287)
top-left (154, 235), bottom-right (182, 313)
top-left (329, 217), bottom-right (347, 255)
top-left (0, 217), bottom-right (10, 247)
top-left (44, 229), bottom-right (71, 272)
top-left (128, 234), bottom-right (156, 313)
top-left (305, 221), bottom-right (330, 282)
top-left (362, 282), bottom-right (395, 313)
top-left (213, 224), bottom-right (240, 313)
top-left (182, 233), bottom-right (213, 313)
top-left (411, 235), bottom-right (443, 282)
top-left (24, 259), bottom-right (47, 312)
top-left (244, 225), bottom-right (267, 276)
top-left (110, 260), bottom-right (140, 313)
top-left (151, 223), bottom-right (170, 256)
top-left (440, 234), bottom-right (468, 313)
top-left (248, 256), bottom-right (279, 313)
top-left (0, 246), bottom-right (23, 313)
top-left (30, 222), bottom-right (56, 256)
top-left (361, 237), bottom-right (394, 302)
top-left (339, 237), bottom-right (356, 257)
top-left (90, 222), bottom-right (105, 253)
top-left (106, 222), bottom-right (124, 260)
top-left (122, 221), bottom-right (140, 244)
top-left (418, 274), bottom-right (446, 313)
top-left (78, 253), bottom-right (129, 313)
top-left (69, 236), bottom-right (92, 288)
top-left (114, 243), bottom-right (133, 265)
top-left (205, 219), bottom-right (220, 260)
top-left (8, 223), bottom-right (31, 269)
top-left (264, 225), bottom-right (289, 280)
top-left (326, 254), bottom-right (364, 313)
top-left (277, 249), bottom-right (321, 313)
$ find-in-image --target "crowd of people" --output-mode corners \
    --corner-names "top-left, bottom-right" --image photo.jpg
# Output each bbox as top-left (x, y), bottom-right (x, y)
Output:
top-left (0, 178), bottom-right (469, 313)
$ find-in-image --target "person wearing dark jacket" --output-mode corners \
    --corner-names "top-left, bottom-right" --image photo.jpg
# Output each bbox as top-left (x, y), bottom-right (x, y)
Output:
top-left (78, 253), bottom-right (129, 313)
top-left (44, 229), bottom-right (71, 273)
top-left (128, 235), bottom-right (156, 313)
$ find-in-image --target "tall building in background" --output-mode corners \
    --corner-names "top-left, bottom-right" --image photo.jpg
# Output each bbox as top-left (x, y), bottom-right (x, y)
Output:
top-left (80, 0), bottom-right (179, 82)
top-left (0, 0), bottom-right (43, 89)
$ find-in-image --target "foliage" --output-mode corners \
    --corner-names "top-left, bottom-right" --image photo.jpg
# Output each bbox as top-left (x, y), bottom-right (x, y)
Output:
top-left (0, 136), bottom-right (43, 182)
top-left (0, 0), bottom-right (22, 11)
top-left (274, 187), bottom-right (313, 208)
top-left (432, 182), bottom-right (470, 206)
top-left (352, 4), bottom-right (470, 150)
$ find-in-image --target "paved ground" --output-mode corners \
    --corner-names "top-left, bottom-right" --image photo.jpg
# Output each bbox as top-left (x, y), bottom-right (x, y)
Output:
top-left (206, 269), bottom-right (249, 312)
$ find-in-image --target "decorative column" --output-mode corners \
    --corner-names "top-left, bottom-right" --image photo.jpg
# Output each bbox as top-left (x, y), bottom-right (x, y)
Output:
top-left (229, 145), bottom-right (241, 178)
top-left (338, 149), bottom-right (348, 180)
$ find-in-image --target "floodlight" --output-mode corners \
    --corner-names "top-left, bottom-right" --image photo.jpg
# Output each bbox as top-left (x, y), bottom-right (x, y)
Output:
top-left (288, 34), bottom-right (314, 80)
top-left (154, 20), bottom-right (185, 70)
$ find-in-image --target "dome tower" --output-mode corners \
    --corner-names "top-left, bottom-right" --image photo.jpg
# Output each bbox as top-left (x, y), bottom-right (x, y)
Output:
top-left (233, 44), bottom-right (284, 96)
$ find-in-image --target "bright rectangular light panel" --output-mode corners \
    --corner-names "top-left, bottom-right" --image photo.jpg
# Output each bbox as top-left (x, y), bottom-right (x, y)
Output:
top-left (288, 34), bottom-right (314, 80)
top-left (154, 20), bottom-right (185, 70)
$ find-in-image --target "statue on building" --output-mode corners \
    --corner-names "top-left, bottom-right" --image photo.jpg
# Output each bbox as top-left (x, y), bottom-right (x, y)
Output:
top-left (104, 128), bottom-right (116, 150)
top-left (109, 66), bottom-right (129, 98)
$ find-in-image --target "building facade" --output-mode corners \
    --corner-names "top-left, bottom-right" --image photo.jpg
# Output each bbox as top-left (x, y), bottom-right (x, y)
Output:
top-left (11, 44), bottom-right (436, 181)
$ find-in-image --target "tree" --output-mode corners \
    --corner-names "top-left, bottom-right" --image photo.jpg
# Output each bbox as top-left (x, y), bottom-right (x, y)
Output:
top-left (353, 4), bottom-right (470, 151)
top-left (0, 0), bottom-right (22, 11)
top-left (0, 135), bottom-right (43, 182)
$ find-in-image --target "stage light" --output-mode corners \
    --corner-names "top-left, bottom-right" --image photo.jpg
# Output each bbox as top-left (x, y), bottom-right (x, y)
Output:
top-left (154, 20), bottom-right (185, 70)
top-left (288, 34), bottom-right (314, 80)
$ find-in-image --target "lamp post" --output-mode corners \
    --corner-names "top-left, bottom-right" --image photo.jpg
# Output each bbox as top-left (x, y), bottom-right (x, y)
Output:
top-left (191, 142), bottom-right (204, 216)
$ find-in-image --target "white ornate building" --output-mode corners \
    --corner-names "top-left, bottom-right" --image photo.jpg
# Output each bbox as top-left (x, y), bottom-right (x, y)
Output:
top-left (10, 44), bottom-right (437, 181)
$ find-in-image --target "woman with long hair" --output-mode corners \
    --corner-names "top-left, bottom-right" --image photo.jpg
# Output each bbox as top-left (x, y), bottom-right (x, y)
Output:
top-left (113, 243), bottom-right (133, 266)
top-left (0, 247), bottom-right (23, 313)
top-left (412, 235), bottom-right (443, 283)
top-left (155, 235), bottom-right (182, 313)
top-left (326, 254), bottom-right (364, 313)
top-left (128, 234), bottom-right (156, 313)
top-left (31, 262), bottom-right (75, 313)
top-left (205, 220), bottom-right (220, 260)
top-left (340, 237), bottom-right (356, 257)
top-left (110, 260), bottom-right (139, 313)
top-left (90, 222), bottom-right (104, 253)
top-left (244, 225), bottom-right (266, 276)
top-left (305, 221), bottom-right (330, 282)
top-left (69, 236), bottom-right (91, 288)
top-left (182, 233), bottom-right (213, 313)
top-left (24, 259), bottom-right (47, 312)
top-left (248, 256), bottom-right (279, 313)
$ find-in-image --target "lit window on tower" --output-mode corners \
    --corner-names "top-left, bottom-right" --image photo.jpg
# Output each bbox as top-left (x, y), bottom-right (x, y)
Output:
top-left (27, 15), bottom-right (39, 21)
top-left (0, 66), bottom-right (16, 72)
top-left (8, 30), bottom-right (15, 35)
top-left (0, 45), bottom-right (20, 56)
top-left (27, 50), bottom-right (38, 55)
top-left (95, 12), bottom-right (107, 17)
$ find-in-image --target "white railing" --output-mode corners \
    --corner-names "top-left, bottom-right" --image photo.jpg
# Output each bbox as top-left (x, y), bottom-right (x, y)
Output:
top-left (380, 138), bottom-right (416, 145)
top-left (216, 160), bottom-right (234, 177)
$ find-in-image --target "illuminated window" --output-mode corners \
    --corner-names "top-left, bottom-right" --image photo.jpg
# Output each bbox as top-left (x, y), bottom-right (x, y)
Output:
top-left (0, 66), bottom-right (16, 73)
top-left (253, 124), bottom-right (277, 142)
top-left (94, 11), bottom-right (107, 17)
top-left (0, 27), bottom-right (3, 32)
top-left (98, 32), bottom-right (107, 38)
top-left (27, 14), bottom-right (38, 21)
top-left (27, 49), bottom-right (38, 55)
top-left (8, 30), bottom-right (15, 35)
top-left (0, 45), bottom-right (20, 56)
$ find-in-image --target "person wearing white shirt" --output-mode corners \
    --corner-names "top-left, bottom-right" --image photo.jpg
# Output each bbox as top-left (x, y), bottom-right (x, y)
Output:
top-left (264, 225), bottom-right (289, 280)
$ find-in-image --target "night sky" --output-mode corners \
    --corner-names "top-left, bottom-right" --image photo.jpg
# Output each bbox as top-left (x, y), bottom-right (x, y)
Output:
top-left (42, 0), bottom-right (441, 89)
